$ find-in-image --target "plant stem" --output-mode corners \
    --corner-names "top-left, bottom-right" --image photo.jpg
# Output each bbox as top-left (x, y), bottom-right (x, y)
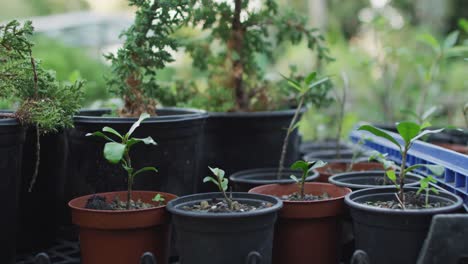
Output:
top-left (125, 152), bottom-right (132, 210)
top-left (300, 171), bottom-right (307, 199)
top-left (398, 146), bottom-right (408, 205)
top-left (277, 95), bottom-right (305, 179)
top-left (28, 125), bottom-right (40, 192)
top-left (219, 179), bottom-right (233, 210)
top-left (425, 188), bottom-right (429, 208)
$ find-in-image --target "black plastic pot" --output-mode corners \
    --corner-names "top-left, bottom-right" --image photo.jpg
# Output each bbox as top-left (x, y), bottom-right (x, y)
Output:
top-left (345, 187), bottom-right (463, 264)
top-left (17, 128), bottom-right (68, 252)
top-left (303, 149), bottom-right (368, 163)
top-left (299, 140), bottom-right (350, 156)
top-left (0, 118), bottom-right (25, 264)
top-left (65, 107), bottom-right (207, 203)
top-left (199, 110), bottom-right (302, 192)
top-left (329, 171), bottom-right (421, 191)
top-left (167, 192), bottom-right (282, 264)
top-left (229, 167), bottom-right (319, 192)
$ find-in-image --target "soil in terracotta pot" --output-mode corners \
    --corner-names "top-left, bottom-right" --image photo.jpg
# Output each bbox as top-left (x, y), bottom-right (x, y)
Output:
top-left (282, 192), bottom-right (330, 201)
top-left (182, 198), bottom-right (273, 213)
top-left (364, 191), bottom-right (450, 209)
top-left (85, 195), bottom-right (160, 210)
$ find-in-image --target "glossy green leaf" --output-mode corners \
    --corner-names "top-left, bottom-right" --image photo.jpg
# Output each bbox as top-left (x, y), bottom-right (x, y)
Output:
top-left (133, 166), bottom-right (158, 177)
top-left (281, 73), bottom-right (302, 92)
top-left (358, 125), bottom-right (401, 151)
top-left (308, 77), bottom-right (329, 89)
top-left (459, 18), bottom-right (468, 32)
top-left (103, 142), bottom-right (126, 164)
top-left (308, 160), bottom-right (327, 170)
top-left (203, 176), bottom-right (218, 186)
top-left (221, 178), bottom-right (228, 191)
top-left (410, 128), bottom-right (445, 144)
top-left (128, 113), bottom-right (150, 137)
top-left (396, 121), bottom-right (421, 145)
top-left (102, 126), bottom-right (123, 139)
top-left (290, 160), bottom-right (309, 172)
top-left (208, 166), bottom-right (225, 179)
top-left (443, 31), bottom-right (459, 51)
top-left (404, 164), bottom-right (444, 176)
top-left (127, 136), bottom-right (157, 148)
top-left (152, 193), bottom-right (165, 202)
top-left (386, 170), bottom-right (397, 183)
top-left (304, 72), bottom-right (317, 85)
top-left (417, 33), bottom-right (440, 53)
top-left (86, 131), bottom-right (115, 142)
top-left (290, 175), bottom-right (299, 183)
top-left (421, 106), bottom-right (438, 121)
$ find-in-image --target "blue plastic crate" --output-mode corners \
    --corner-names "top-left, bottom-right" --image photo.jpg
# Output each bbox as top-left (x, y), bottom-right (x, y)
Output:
top-left (350, 127), bottom-right (468, 210)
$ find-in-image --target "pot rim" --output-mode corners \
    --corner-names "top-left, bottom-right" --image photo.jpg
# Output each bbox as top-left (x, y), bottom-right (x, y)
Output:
top-left (249, 182), bottom-right (352, 204)
top-left (166, 192), bottom-right (283, 218)
top-left (208, 107), bottom-right (305, 118)
top-left (329, 170), bottom-right (421, 189)
top-left (68, 190), bottom-right (176, 214)
top-left (229, 167), bottom-right (319, 184)
top-left (345, 186), bottom-right (463, 215)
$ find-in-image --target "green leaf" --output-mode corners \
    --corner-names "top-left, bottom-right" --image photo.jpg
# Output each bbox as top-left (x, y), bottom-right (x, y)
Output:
top-left (208, 166), bottom-right (225, 179)
top-left (221, 178), bottom-right (228, 191)
top-left (280, 73), bottom-right (302, 92)
top-left (291, 160), bottom-right (309, 172)
top-left (152, 193), bottom-right (165, 202)
top-left (86, 131), bottom-right (115, 142)
top-left (459, 18), bottom-right (468, 32)
top-left (430, 187), bottom-right (439, 194)
top-left (203, 176), bottom-right (218, 186)
top-left (304, 72), bottom-right (317, 85)
top-left (410, 128), bottom-right (445, 144)
top-left (133, 166), bottom-right (158, 177)
top-left (308, 160), bottom-right (327, 170)
top-left (102, 126), bottom-right (123, 139)
top-left (421, 121), bottom-right (432, 130)
top-left (290, 175), bottom-right (299, 183)
top-left (443, 31), bottom-right (459, 51)
top-left (103, 142), bottom-right (126, 164)
top-left (421, 106), bottom-right (438, 121)
top-left (358, 125), bottom-right (402, 151)
top-left (386, 170), bottom-right (397, 183)
top-left (396, 121), bottom-right (421, 145)
top-left (404, 164), bottom-right (444, 176)
top-left (127, 136), bottom-right (157, 148)
top-left (128, 113), bottom-right (150, 137)
top-left (308, 77), bottom-right (329, 89)
top-left (418, 33), bottom-right (440, 53)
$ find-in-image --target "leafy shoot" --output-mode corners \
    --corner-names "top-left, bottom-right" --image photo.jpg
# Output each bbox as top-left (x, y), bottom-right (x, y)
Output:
top-left (290, 160), bottom-right (327, 199)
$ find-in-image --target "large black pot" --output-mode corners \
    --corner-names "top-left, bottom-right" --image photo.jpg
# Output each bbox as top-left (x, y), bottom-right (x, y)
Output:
top-left (345, 187), bottom-right (463, 264)
top-left (199, 110), bottom-right (302, 192)
top-left (229, 167), bottom-right (319, 192)
top-left (0, 118), bottom-right (25, 264)
top-left (167, 192), bottom-right (282, 264)
top-left (64, 108), bottom-right (207, 203)
top-left (17, 128), bottom-right (68, 252)
top-left (329, 171), bottom-right (421, 191)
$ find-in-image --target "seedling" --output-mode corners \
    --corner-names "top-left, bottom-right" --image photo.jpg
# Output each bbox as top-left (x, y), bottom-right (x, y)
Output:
top-left (277, 72), bottom-right (330, 178)
top-left (87, 113), bottom-right (158, 210)
top-left (417, 176), bottom-right (440, 208)
top-left (289, 160), bottom-right (327, 199)
top-left (152, 193), bottom-right (165, 206)
top-left (359, 121), bottom-right (445, 207)
top-left (367, 151), bottom-right (398, 185)
top-left (203, 167), bottom-right (233, 209)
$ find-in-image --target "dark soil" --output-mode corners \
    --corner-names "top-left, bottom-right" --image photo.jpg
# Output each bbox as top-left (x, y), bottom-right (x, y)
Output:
top-left (85, 195), bottom-right (155, 210)
top-left (182, 197), bottom-right (273, 213)
top-left (364, 191), bottom-right (450, 209)
top-left (282, 192), bottom-right (330, 201)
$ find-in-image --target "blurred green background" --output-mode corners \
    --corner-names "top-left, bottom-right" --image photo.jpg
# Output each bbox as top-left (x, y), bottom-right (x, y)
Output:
top-left (1, 0), bottom-right (466, 140)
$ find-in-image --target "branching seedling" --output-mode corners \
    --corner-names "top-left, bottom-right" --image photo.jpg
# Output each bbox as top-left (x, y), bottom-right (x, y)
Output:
top-left (204, 167), bottom-right (233, 210)
top-left (417, 176), bottom-right (440, 208)
top-left (359, 121), bottom-right (445, 208)
top-left (277, 72), bottom-right (330, 179)
top-left (87, 113), bottom-right (158, 210)
top-left (289, 160), bottom-right (327, 199)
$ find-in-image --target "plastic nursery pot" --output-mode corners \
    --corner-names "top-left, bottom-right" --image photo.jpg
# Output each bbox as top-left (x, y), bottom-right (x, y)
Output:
top-left (166, 192), bottom-right (283, 264)
top-left (199, 109), bottom-right (302, 192)
top-left (303, 149), bottom-right (368, 164)
top-left (229, 167), bottom-right (319, 192)
top-left (17, 128), bottom-right (68, 252)
top-left (345, 187), bottom-right (463, 264)
top-left (299, 140), bottom-right (350, 156)
top-left (0, 118), bottom-right (25, 264)
top-left (329, 171), bottom-right (421, 191)
top-left (65, 108), bottom-right (206, 203)
top-left (315, 162), bottom-right (383, 183)
top-left (69, 191), bottom-right (176, 264)
top-left (249, 182), bottom-right (352, 264)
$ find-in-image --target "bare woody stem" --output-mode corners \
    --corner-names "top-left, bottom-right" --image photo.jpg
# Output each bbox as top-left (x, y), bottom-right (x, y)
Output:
top-left (28, 125), bottom-right (40, 192)
top-left (125, 152), bottom-right (132, 210)
top-left (277, 95), bottom-right (305, 179)
top-left (300, 170), bottom-right (307, 199)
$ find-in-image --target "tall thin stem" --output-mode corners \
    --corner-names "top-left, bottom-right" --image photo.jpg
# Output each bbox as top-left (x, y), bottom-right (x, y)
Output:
top-left (277, 96), bottom-right (305, 179)
top-left (398, 146), bottom-right (408, 204)
top-left (28, 125), bottom-right (41, 192)
top-left (125, 152), bottom-right (132, 210)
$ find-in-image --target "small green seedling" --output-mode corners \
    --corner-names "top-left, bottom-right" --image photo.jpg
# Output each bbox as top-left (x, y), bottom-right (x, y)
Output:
top-left (87, 113), bottom-right (158, 210)
top-left (290, 160), bottom-right (327, 199)
top-left (277, 72), bottom-right (330, 178)
top-left (359, 121), bottom-right (445, 208)
top-left (204, 167), bottom-right (233, 209)
top-left (417, 176), bottom-right (440, 208)
top-left (152, 193), bottom-right (165, 206)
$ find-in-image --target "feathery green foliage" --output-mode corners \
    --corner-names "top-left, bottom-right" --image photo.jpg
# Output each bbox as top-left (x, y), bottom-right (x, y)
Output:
top-left (105, 0), bottom-right (188, 117)
top-left (181, 0), bottom-right (333, 112)
top-left (0, 20), bottom-right (83, 133)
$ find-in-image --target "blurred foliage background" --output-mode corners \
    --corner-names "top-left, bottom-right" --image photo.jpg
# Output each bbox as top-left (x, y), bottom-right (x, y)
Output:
top-left (0, 0), bottom-right (466, 140)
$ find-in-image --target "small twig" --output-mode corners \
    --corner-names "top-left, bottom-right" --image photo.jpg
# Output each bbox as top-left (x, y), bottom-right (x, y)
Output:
top-left (28, 125), bottom-right (41, 192)
top-left (395, 192), bottom-right (405, 210)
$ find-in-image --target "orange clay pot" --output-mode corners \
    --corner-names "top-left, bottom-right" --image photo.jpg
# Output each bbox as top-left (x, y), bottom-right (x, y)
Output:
top-left (249, 183), bottom-right (351, 264)
top-left (69, 191), bottom-right (176, 264)
top-left (316, 162), bottom-right (383, 183)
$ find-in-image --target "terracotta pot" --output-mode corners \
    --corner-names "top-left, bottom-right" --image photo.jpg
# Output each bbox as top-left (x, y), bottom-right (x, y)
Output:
top-left (249, 183), bottom-right (351, 264)
top-left (316, 162), bottom-right (383, 183)
top-left (69, 191), bottom-right (176, 264)
top-left (433, 143), bottom-right (468, 155)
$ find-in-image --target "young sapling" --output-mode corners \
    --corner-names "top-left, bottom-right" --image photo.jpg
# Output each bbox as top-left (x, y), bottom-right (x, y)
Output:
top-left (277, 72), bottom-right (330, 179)
top-left (359, 121), bottom-right (445, 208)
top-left (289, 160), bottom-right (327, 200)
top-left (203, 167), bottom-right (233, 210)
top-left (417, 176), bottom-right (440, 208)
top-left (87, 113), bottom-right (158, 210)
